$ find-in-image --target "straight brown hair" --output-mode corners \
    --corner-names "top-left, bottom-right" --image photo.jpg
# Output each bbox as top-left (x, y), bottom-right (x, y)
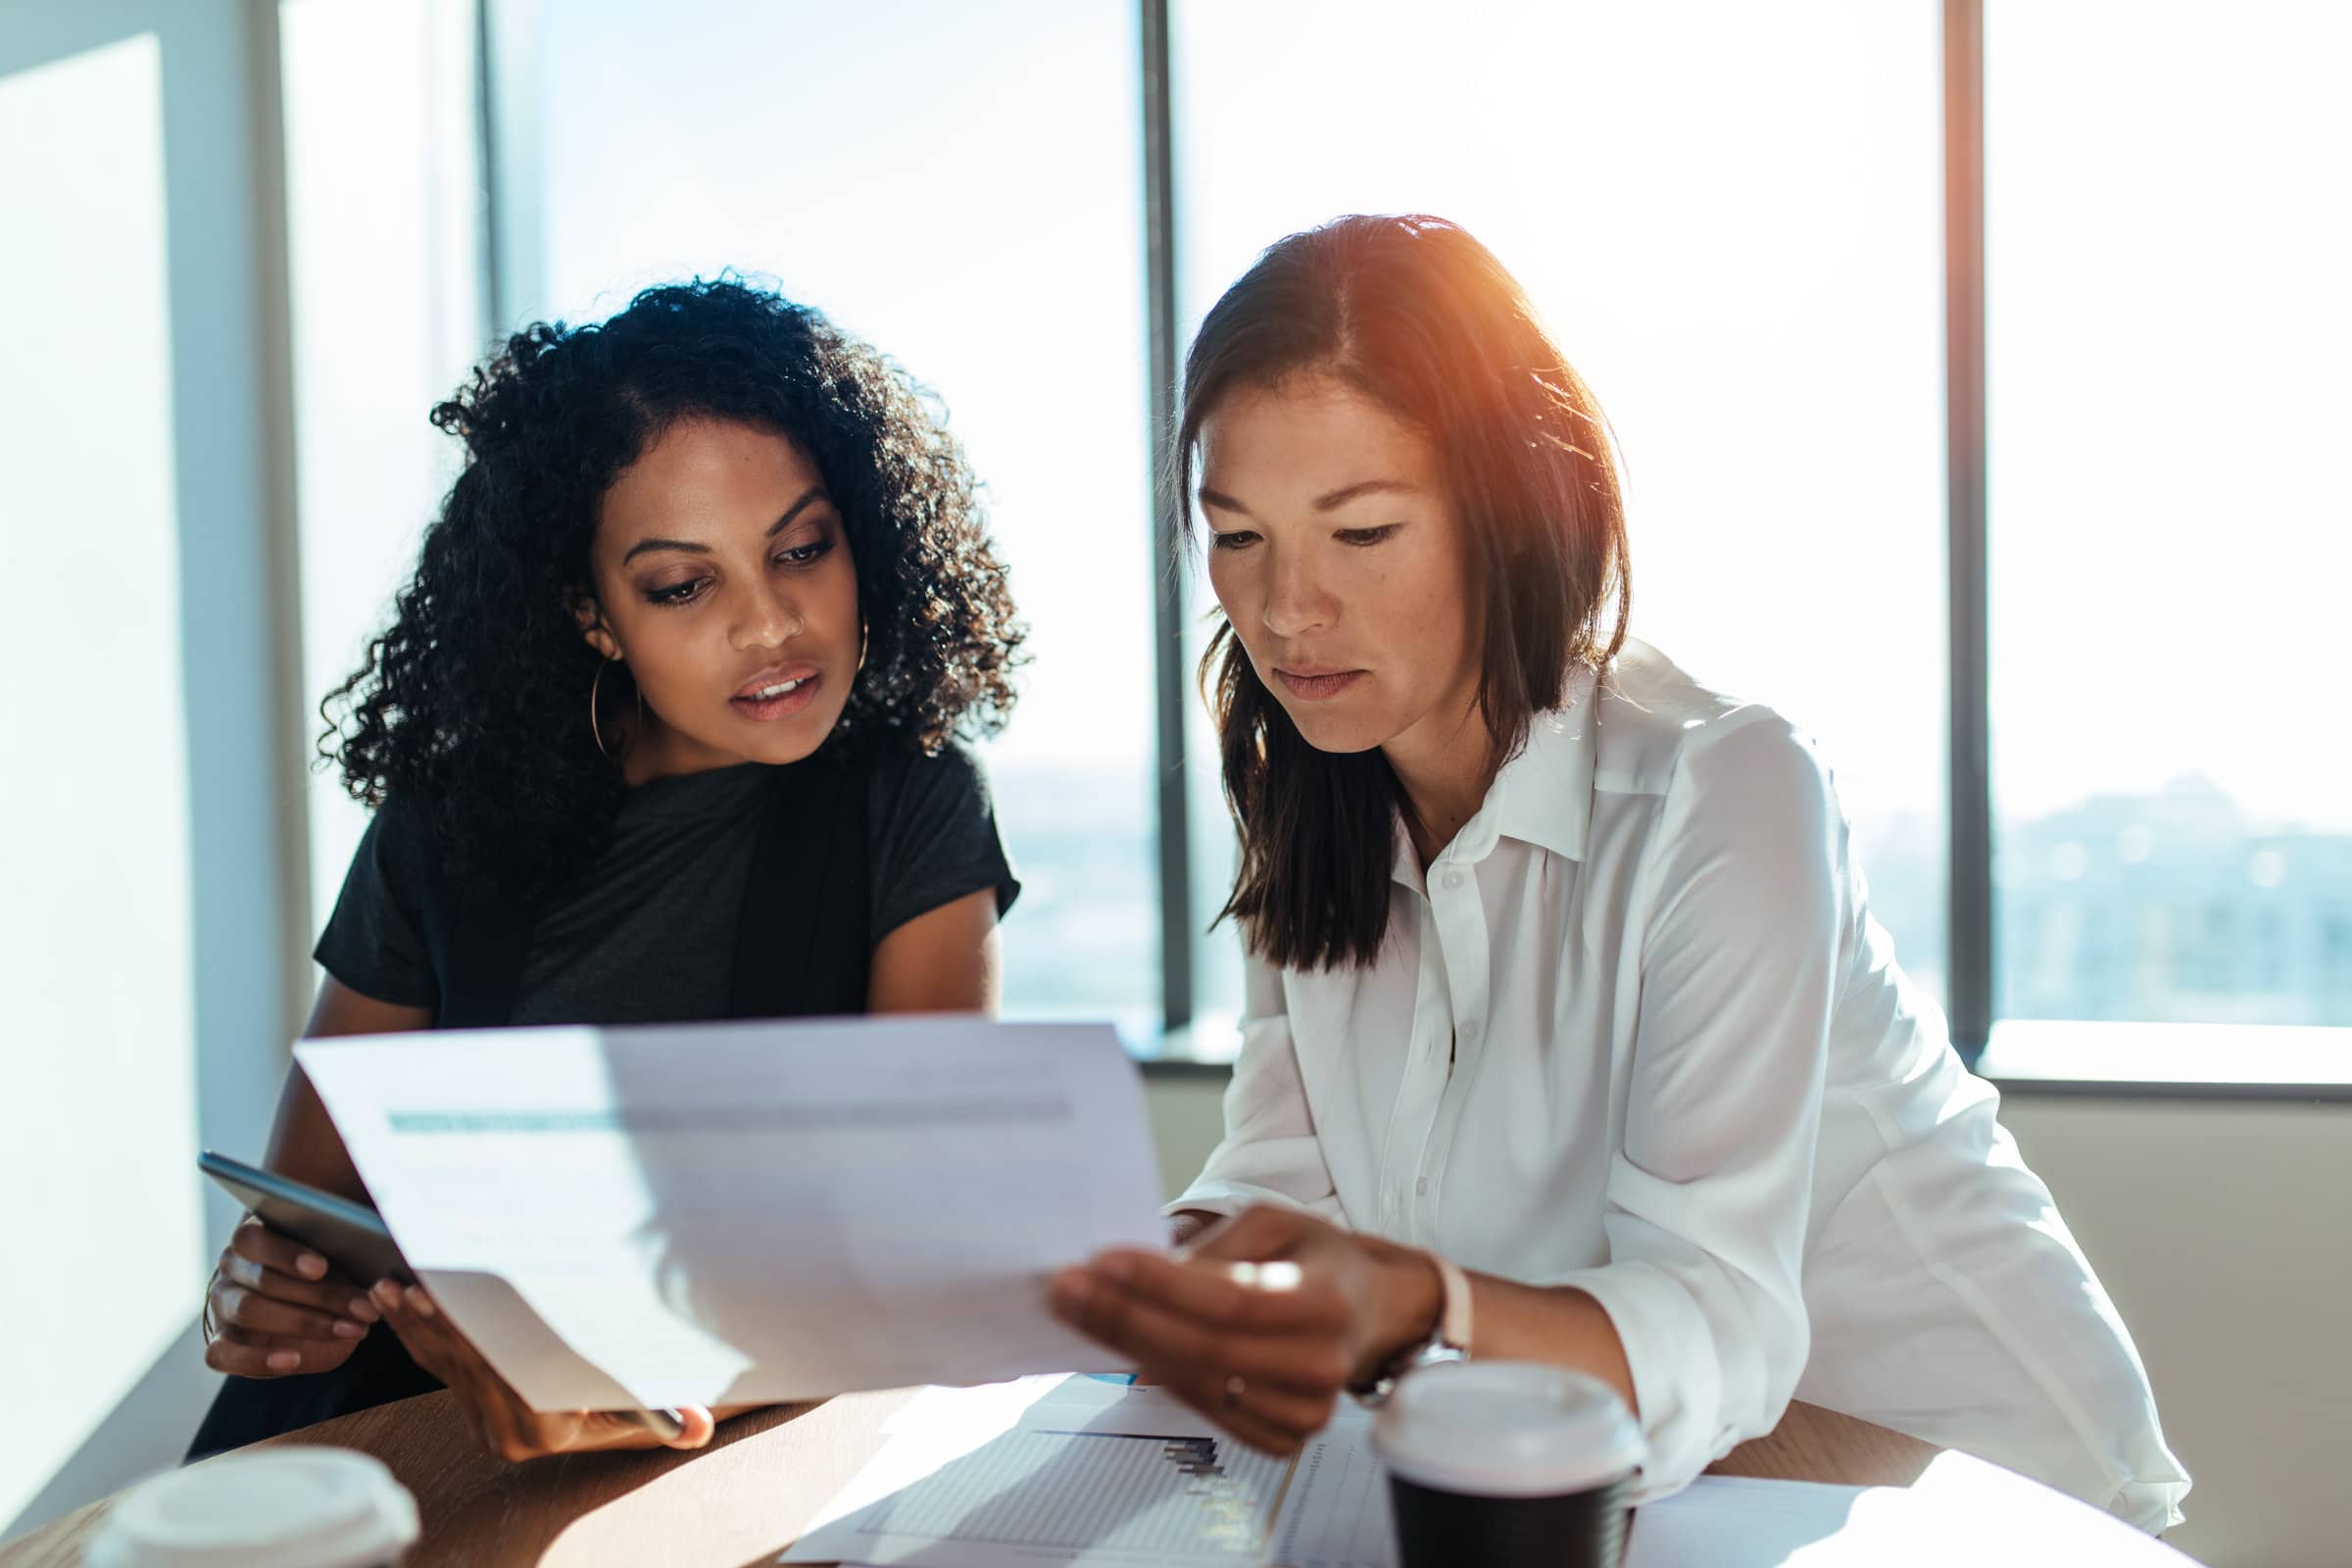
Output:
top-left (1180, 215), bottom-right (1631, 971)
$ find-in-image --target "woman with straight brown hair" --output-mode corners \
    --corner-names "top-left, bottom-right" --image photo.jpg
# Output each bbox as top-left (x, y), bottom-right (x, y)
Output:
top-left (1048, 215), bottom-right (2189, 1531)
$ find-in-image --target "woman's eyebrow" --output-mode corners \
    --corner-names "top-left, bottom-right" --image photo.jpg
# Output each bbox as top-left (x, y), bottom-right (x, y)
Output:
top-left (765, 486), bottom-right (831, 537)
top-left (1198, 479), bottom-right (1419, 519)
top-left (1310, 477), bottom-right (1417, 511)
top-left (1197, 485), bottom-right (1253, 518)
top-left (620, 487), bottom-right (831, 564)
top-left (620, 535), bottom-right (709, 563)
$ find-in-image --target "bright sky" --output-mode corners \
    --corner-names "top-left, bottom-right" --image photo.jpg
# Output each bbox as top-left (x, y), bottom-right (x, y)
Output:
top-left (1984, 1), bottom-right (2351, 829)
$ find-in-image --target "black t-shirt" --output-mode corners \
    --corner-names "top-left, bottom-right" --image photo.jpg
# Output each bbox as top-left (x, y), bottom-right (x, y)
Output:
top-left (316, 741), bottom-right (1019, 1024)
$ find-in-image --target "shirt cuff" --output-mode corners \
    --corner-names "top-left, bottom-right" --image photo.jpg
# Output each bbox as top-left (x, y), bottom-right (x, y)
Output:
top-left (1545, 1260), bottom-right (1748, 1503)
top-left (1159, 1184), bottom-right (1340, 1224)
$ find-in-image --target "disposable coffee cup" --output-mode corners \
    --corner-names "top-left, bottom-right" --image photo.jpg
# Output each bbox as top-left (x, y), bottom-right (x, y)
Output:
top-left (1371, 1361), bottom-right (1644, 1568)
top-left (85, 1446), bottom-right (419, 1568)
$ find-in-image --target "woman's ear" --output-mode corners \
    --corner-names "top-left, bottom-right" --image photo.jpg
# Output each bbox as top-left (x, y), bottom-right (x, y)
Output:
top-left (570, 591), bottom-right (621, 662)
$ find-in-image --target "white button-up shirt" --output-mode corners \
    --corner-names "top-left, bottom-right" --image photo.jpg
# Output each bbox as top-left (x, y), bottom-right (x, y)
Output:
top-left (1173, 640), bottom-right (2189, 1531)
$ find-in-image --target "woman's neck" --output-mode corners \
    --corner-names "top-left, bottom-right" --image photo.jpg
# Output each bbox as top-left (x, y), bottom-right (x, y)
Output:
top-left (619, 711), bottom-right (751, 788)
top-left (1383, 698), bottom-right (1498, 873)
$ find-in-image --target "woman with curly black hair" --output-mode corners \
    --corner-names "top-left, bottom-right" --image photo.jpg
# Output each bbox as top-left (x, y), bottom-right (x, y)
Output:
top-left (191, 279), bottom-right (1027, 1461)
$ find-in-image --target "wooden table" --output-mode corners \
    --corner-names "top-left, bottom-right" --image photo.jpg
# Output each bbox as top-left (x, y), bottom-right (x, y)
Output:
top-left (4, 1394), bottom-right (1936, 1566)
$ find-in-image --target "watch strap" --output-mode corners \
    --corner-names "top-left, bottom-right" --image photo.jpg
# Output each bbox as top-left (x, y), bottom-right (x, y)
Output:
top-left (1431, 1250), bottom-right (1473, 1355)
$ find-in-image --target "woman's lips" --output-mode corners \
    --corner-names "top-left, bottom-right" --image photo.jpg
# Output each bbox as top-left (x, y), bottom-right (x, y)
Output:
top-left (1274, 668), bottom-right (1366, 702)
top-left (730, 669), bottom-right (822, 721)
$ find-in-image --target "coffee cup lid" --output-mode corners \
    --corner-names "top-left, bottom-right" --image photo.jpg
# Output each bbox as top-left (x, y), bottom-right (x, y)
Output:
top-left (84, 1446), bottom-right (419, 1568)
top-left (1371, 1361), bottom-right (1645, 1497)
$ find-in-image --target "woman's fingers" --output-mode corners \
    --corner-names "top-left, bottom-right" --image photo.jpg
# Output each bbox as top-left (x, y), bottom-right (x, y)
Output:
top-left (1180, 1203), bottom-right (1314, 1262)
top-left (211, 1277), bottom-right (369, 1342)
top-left (1183, 1368), bottom-right (1338, 1455)
top-left (1050, 1215), bottom-right (1360, 1455)
top-left (374, 1285), bottom-right (696, 1461)
top-left (207, 1229), bottom-right (373, 1376)
top-left (1078, 1250), bottom-right (1350, 1338)
top-left (371, 1284), bottom-right (717, 1461)
top-left (1049, 1267), bottom-right (1350, 1393)
top-left (219, 1220), bottom-right (380, 1344)
top-left (569, 1405), bottom-right (716, 1453)
top-left (373, 1283), bottom-right (537, 1457)
top-left (220, 1249), bottom-right (381, 1323)
top-left (204, 1325), bottom-right (338, 1377)
top-left (373, 1282), bottom-right (469, 1379)
top-left (228, 1219), bottom-right (349, 1288)
top-left (664, 1404), bottom-right (718, 1448)
top-left (1170, 1374), bottom-right (1337, 1456)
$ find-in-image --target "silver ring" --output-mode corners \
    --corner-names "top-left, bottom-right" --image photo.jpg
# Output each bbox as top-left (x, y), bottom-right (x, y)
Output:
top-left (1222, 1373), bottom-right (1246, 1410)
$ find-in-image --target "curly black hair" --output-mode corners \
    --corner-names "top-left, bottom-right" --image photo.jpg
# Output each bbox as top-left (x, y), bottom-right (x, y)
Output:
top-left (321, 278), bottom-right (1025, 903)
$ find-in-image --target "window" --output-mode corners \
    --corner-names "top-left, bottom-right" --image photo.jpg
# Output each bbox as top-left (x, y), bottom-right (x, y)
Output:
top-left (270, 1), bottom-right (2351, 1078)
top-left (280, 0), bottom-right (484, 930)
top-left (1985, 0), bottom-right (2352, 1030)
top-left (504, 0), bottom-right (1162, 1034)
top-left (1174, 0), bottom-right (1951, 1019)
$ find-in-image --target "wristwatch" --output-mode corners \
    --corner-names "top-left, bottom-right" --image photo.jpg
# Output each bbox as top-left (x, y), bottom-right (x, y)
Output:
top-left (1351, 1250), bottom-right (1474, 1407)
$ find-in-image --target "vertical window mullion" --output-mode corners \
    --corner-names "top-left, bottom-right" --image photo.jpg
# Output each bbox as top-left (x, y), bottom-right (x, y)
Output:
top-left (1141, 0), bottom-right (1193, 1034)
top-left (1944, 0), bottom-right (1992, 1064)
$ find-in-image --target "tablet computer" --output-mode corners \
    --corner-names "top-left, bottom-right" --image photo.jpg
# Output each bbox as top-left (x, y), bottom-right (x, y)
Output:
top-left (198, 1150), bottom-right (413, 1287)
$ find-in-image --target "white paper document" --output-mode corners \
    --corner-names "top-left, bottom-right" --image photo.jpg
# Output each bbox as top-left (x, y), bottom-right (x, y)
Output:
top-left (784, 1373), bottom-right (1393, 1568)
top-left (782, 1380), bottom-right (2189, 1567)
top-left (296, 1017), bottom-right (1166, 1412)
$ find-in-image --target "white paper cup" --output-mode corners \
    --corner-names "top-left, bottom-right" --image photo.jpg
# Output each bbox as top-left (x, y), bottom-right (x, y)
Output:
top-left (1371, 1361), bottom-right (1644, 1568)
top-left (85, 1446), bottom-right (419, 1568)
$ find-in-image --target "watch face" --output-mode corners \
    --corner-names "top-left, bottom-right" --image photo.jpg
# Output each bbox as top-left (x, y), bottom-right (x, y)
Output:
top-left (1354, 1338), bottom-right (1469, 1408)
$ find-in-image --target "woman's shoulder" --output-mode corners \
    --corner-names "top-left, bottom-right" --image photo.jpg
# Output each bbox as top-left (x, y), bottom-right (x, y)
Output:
top-left (362, 790), bottom-right (445, 878)
top-left (858, 734), bottom-right (1006, 863)
top-left (857, 733), bottom-right (1019, 934)
top-left (860, 734), bottom-right (997, 809)
top-left (1592, 639), bottom-right (1827, 799)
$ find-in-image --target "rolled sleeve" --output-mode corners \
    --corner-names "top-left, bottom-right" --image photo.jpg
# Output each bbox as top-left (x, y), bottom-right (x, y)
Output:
top-left (1166, 956), bottom-right (1344, 1223)
top-left (1546, 714), bottom-right (1842, 1499)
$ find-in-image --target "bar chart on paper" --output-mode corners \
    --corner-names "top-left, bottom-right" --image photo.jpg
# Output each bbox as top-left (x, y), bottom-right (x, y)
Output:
top-left (851, 1426), bottom-right (1290, 1556)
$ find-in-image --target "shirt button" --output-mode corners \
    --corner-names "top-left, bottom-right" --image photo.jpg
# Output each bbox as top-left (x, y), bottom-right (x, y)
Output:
top-left (1459, 1020), bottom-right (1482, 1045)
top-left (1445, 869), bottom-right (1466, 891)
top-left (1415, 1177), bottom-right (1428, 1196)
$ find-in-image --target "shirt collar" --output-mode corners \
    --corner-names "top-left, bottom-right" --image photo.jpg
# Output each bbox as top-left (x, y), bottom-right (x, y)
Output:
top-left (1390, 664), bottom-right (1600, 886)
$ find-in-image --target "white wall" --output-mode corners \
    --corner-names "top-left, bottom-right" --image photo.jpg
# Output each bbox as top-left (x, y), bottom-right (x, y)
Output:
top-left (1997, 1096), bottom-right (2351, 1568)
top-left (0, 0), bottom-right (305, 1542)
top-left (0, 27), bottom-right (201, 1532)
top-left (1143, 1073), bottom-right (2351, 1568)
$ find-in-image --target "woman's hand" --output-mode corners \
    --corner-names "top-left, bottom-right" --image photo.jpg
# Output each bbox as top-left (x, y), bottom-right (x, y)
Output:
top-left (370, 1281), bottom-right (717, 1463)
top-left (204, 1218), bottom-right (380, 1378)
top-left (1048, 1205), bottom-right (1442, 1455)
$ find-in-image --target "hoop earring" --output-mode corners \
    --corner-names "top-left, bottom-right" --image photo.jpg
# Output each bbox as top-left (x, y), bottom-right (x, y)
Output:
top-left (857, 617), bottom-right (869, 676)
top-left (590, 657), bottom-right (631, 760)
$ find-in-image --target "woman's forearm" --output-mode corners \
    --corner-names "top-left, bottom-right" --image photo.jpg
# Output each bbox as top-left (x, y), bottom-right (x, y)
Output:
top-left (1463, 1274), bottom-right (1637, 1415)
top-left (1354, 1239), bottom-right (1637, 1416)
